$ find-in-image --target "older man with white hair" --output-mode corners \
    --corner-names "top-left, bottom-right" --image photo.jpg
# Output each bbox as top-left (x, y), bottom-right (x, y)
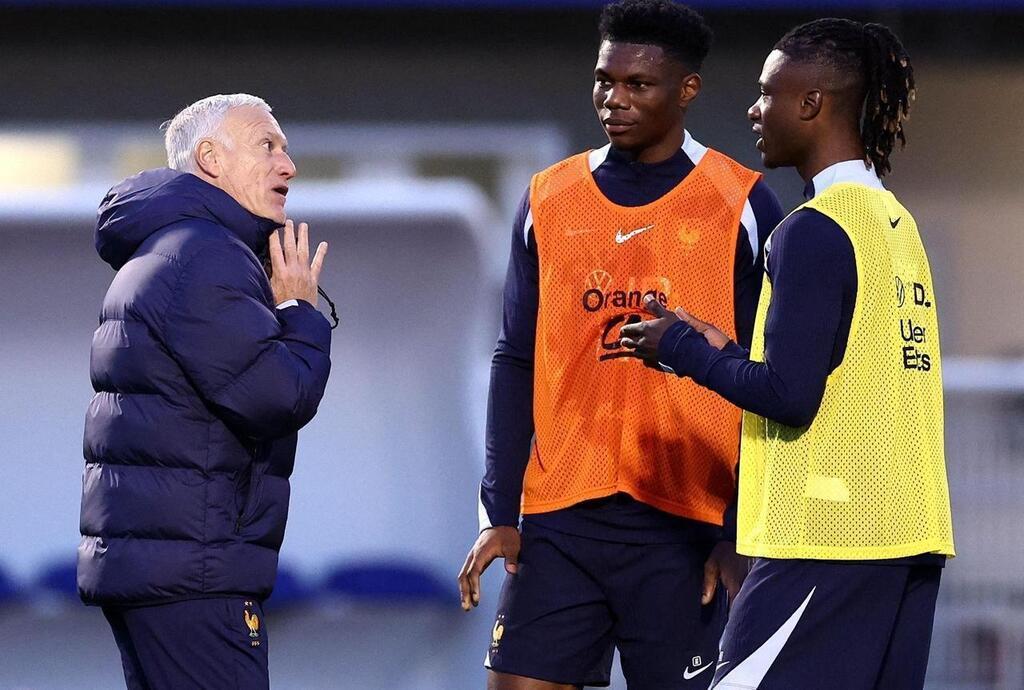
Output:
top-left (78, 94), bottom-right (333, 690)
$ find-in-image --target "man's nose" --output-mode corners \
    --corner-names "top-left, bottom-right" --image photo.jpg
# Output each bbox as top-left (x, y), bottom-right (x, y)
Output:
top-left (747, 102), bottom-right (760, 121)
top-left (605, 84), bottom-right (630, 110)
top-left (279, 153), bottom-right (296, 179)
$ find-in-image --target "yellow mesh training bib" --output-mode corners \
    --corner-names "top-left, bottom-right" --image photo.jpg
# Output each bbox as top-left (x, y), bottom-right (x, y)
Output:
top-left (738, 183), bottom-right (955, 560)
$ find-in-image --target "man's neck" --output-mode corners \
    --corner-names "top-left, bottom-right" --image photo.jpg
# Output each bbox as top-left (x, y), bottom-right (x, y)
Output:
top-left (616, 128), bottom-right (686, 165)
top-left (796, 132), bottom-right (864, 184)
top-left (191, 169), bottom-right (227, 195)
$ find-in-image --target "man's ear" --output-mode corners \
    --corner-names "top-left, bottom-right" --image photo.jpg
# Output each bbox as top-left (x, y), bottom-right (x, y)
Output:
top-left (194, 139), bottom-right (221, 178)
top-left (799, 89), bottom-right (823, 121)
top-left (679, 72), bottom-right (702, 108)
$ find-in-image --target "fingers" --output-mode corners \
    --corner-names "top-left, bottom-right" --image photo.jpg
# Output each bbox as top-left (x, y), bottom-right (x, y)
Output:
top-left (643, 294), bottom-right (670, 318)
top-left (457, 550), bottom-right (489, 610)
top-left (468, 555), bottom-right (489, 608)
top-left (618, 320), bottom-right (651, 354)
top-left (457, 547), bottom-right (497, 611)
top-left (674, 306), bottom-right (705, 332)
top-left (282, 219), bottom-right (297, 263)
top-left (268, 229), bottom-right (285, 272)
top-left (675, 307), bottom-right (729, 349)
top-left (457, 553), bottom-right (474, 611)
top-left (701, 556), bottom-right (720, 606)
top-left (618, 320), bottom-right (644, 340)
top-left (310, 242), bottom-right (328, 284)
top-left (297, 221), bottom-right (310, 265)
top-left (504, 541), bottom-right (520, 575)
top-left (618, 326), bottom-right (652, 355)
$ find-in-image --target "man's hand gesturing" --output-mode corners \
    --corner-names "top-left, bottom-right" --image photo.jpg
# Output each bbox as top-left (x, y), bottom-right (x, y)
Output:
top-left (674, 306), bottom-right (731, 350)
top-left (457, 526), bottom-right (521, 611)
top-left (618, 296), bottom-right (682, 363)
top-left (619, 295), bottom-right (732, 363)
top-left (268, 219), bottom-right (328, 306)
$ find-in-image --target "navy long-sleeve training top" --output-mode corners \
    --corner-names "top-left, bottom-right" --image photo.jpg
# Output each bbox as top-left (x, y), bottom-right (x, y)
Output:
top-left (479, 133), bottom-right (785, 544)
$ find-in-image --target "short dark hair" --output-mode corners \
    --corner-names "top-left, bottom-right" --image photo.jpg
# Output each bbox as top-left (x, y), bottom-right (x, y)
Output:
top-left (775, 18), bottom-right (915, 177)
top-left (599, 0), bottom-right (713, 73)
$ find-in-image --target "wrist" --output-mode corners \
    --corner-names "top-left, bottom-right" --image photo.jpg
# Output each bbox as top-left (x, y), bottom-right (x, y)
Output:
top-left (481, 523), bottom-right (518, 533)
top-left (656, 321), bottom-right (693, 371)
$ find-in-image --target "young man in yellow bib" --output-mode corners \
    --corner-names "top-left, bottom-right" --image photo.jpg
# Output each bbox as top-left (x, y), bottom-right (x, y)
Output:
top-left (456, 1), bottom-right (784, 688)
top-left (621, 18), bottom-right (954, 690)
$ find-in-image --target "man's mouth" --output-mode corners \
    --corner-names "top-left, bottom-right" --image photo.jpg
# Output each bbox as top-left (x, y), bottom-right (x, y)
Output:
top-left (272, 186), bottom-right (289, 199)
top-left (603, 118), bottom-right (636, 134)
top-left (752, 125), bottom-right (764, 152)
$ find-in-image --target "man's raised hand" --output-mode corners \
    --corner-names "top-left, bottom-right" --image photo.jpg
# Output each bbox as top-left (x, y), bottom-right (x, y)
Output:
top-left (268, 219), bottom-right (328, 306)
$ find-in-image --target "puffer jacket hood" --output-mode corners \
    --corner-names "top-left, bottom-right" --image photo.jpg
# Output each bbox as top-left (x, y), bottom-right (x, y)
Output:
top-left (95, 168), bottom-right (280, 270)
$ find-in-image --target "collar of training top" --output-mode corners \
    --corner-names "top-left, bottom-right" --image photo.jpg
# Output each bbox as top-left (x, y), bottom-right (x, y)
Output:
top-left (805, 159), bottom-right (885, 200)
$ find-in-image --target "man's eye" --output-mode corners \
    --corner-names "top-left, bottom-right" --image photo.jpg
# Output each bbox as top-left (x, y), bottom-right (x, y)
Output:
top-left (262, 141), bottom-right (273, 150)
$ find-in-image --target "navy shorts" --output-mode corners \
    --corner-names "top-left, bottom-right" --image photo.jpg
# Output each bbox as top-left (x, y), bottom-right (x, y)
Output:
top-left (103, 597), bottom-right (269, 690)
top-left (712, 558), bottom-right (942, 690)
top-left (485, 521), bottom-right (726, 689)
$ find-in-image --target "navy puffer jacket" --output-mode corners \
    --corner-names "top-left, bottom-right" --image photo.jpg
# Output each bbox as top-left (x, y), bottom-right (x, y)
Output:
top-left (78, 169), bottom-right (332, 606)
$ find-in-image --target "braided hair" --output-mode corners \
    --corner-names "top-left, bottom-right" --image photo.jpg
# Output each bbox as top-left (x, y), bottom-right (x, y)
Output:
top-left (775, 18), bottom-right (915, 177)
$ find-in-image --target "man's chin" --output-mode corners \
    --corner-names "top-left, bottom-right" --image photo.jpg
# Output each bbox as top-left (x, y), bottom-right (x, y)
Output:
top-left (604, 130), bottom-right (640, 150)
top-left (240, 199), bottom-right (287, 225)
top-left (261, 207), bottom-right (287, 225)
top-left (759, 150), bottom-right (781, 170)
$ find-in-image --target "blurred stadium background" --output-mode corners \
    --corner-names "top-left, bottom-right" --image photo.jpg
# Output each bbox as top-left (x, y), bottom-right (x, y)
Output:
top-left (1, 1), bottom-right (1022, 688)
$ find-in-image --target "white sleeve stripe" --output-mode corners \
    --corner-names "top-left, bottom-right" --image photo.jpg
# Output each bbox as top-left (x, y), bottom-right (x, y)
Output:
top-left (681, 129), bottom-right (708, 166)
top-left (588, 144), bottom-right (611, 171)
top-left (686, 130), bottom-right (756, 262)
top-left (523, 209), bottom-right (533, 248)
top-left (740, 198), bottom-right (758, 265)
top-left (478, 485), bottom-right (493, 532)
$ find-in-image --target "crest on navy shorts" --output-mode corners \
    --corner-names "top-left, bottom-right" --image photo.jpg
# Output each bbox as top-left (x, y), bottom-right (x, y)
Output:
top-left (491, 614), bottom-right (506, 650)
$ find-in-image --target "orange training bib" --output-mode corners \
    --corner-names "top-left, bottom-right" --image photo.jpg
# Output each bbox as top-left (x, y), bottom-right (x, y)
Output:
top-left (524, 148), bottom-right (760, 524)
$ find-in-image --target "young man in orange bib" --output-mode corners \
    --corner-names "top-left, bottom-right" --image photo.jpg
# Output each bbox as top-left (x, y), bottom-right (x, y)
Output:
top-left (457, 2), bottom-right (783, 688)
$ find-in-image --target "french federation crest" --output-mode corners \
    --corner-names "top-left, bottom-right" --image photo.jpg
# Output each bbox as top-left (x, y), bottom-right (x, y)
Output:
top-left (491, 614), bottom-right (505, 650)
top-left (243, 600), bottom-right (260, 639)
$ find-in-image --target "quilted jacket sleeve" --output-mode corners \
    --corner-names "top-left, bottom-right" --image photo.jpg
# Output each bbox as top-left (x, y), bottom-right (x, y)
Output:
top-left (160, 239), bottom-right (332, 440)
